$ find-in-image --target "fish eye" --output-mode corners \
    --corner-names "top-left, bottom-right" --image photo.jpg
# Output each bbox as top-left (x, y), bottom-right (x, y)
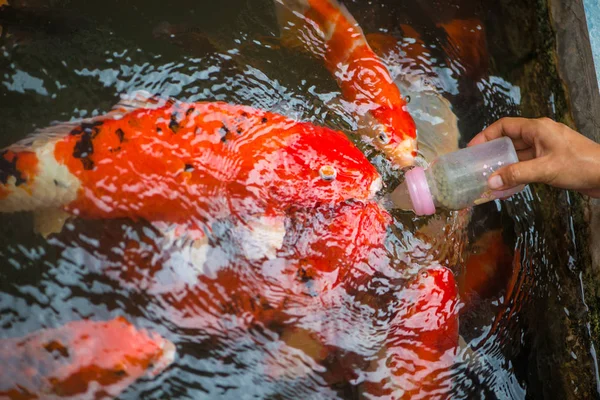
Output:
top-left (319, 165), bottom-right (337, 181)
top-left (378, 132), bottom-right (390, 145)
top-left (405, 95), bottom-right (411, 103)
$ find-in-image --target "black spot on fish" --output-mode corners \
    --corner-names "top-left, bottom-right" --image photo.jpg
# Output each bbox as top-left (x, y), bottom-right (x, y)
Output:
top-left (236, 127), bottom-right (243, 135)
top-left (186, 107), bottom-right (196, 116)
top-left (0, 151), bottom-right (26, 186)
top-left (157, 127), bottom-right (163, 135)
top-left (52, 179), bottom-right (68, 189)
top-left (297, 266), bottom-right (314, 283)
top-left (169, 112), bottom-right (180, 133)
top-left (72, 121), bottom-right (103, 170)
top-left (219, 124), bottom-right (230, 143)
top-left (109, 146), bottom-right (122, 153)
top-left (184, 163), bottom-right (194, 172)
top-left (115, 128), bottom-right (125, 143)
top-left (261, 117), bottom-right (268, 124)
top-left (114, 369), bottom-right (127, 377)
top-left (43, 340), bottom-right (70, 359)
top-left (69, 120), bottom-right (103, 137)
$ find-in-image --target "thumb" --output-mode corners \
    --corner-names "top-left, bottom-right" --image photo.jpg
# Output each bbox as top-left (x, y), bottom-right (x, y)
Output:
top-left (488, 158), bottom-right (550, 190)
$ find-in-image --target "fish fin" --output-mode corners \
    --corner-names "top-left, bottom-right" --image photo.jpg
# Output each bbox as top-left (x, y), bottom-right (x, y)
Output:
top-left (150, 221), bottom-right (206, 243)
top-left (274, 0), bottom-right (365, 56)
top-left (8, 90), bottom-right (169, 150)
top-left (233, 214), bottom-right (286, 261)
top-left (273, 0), bottom-right (326, 57)
top-left (394, 76), bottom-right (460, 161)
top-left (111, 90), bottom-right (170, 113)
top-left (33, 208), bottom-right (71, 238)
top-left (150, 221), bottom-right (211, 279)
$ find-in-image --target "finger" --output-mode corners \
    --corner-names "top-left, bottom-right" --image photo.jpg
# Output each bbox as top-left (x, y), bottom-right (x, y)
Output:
top-left (487, 158), bottom-right (552, 189)
top-left (493, 184), bottom-right (526, 200)
top-left (468, 117), bottom-right (552, 147)
top-left (512, 139), bottom-right (530, 151)
top-left (516, 148), bottom-right (536, 161)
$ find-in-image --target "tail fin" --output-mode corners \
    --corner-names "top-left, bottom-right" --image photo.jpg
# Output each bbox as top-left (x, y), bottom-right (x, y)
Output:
top-left (273, 0), bottom-right (326, 58)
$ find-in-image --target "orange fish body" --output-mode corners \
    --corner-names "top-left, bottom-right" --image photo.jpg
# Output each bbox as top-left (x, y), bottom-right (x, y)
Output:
top-left (275, 0), bottom-right (418, 167)
top-left (458, 229), bottom-right (513, 306)
top-left (0, 317), bottom-right (175, 399)
top-left (0, 91), bottom-right (382, 238)
top-left (376, 265), bottom-right (459, 399)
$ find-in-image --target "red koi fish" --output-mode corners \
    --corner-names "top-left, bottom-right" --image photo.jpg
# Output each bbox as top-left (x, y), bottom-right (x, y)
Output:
top-left (388, 266), bottom-right (459, 399)
top-left (274, 0), bottom-right (418, 167)
top-left (458, 229), bottom-right (513, 307)
top-left (0, 91), bottom-right (382, 241)
top-left (0, 317), bottom-right (175, 399)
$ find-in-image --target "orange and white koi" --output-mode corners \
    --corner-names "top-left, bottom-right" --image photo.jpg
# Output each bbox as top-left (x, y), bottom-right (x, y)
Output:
top-left (274, 0), bottom-right (418, 167)
top-left (0, 317), bottom-right (175, 399)
top-left (0, 90), bottom-right (382, 244)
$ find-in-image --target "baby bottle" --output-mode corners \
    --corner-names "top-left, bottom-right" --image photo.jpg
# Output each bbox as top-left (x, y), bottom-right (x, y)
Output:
top-left (391, 137), bottom-right (522, 215)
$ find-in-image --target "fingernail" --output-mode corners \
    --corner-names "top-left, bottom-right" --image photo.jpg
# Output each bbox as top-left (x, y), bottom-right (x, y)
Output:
top-left (488, 175), bottom-right (504, 189)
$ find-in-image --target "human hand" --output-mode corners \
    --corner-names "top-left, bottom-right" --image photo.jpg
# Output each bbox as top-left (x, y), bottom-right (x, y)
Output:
top-left (468, 117), bottom-right (600, 198)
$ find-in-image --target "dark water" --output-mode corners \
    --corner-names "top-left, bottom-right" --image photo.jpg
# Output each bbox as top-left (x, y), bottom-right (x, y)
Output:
top-left (0, 0), bottom-right (592, 398)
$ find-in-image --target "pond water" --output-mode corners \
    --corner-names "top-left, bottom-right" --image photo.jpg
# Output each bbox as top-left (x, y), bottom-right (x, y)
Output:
top-left (0, 0), bottom-right (593, 399)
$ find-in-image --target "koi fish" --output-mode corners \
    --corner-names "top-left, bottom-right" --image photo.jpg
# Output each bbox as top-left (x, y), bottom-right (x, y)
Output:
top-left (0, 317), bottom-right (175, 399)
top-left (0, 90), bottom-right (382, 246)
top-left (274, 0), bottom-right (418, 167)
top-left (438, 18), bottom-right (489, 82)
top-left (371, 265), bottom-right (459, 399)
top-left (458, 229), bottom-right (513, 306)
top-left (275, 1), bottom-right (489, 165)
top-left (365, 28), bottom-right (462, 162)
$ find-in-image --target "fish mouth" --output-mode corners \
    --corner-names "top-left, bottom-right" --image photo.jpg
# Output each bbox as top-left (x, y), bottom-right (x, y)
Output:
top-left (149, 338), bottom-right (176, 377)
top-left (388, 138), bottom-right (418, 168)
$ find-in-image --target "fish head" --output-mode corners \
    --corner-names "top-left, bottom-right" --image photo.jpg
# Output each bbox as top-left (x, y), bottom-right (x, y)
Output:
top-left (269, 124), bottom-right (383, 207)
top-left (354, 100), bottom-right (419, 169)
top-left (375, 113), bottom-right (419, 168)
top-left (50, 317), bottom-right (175, 397)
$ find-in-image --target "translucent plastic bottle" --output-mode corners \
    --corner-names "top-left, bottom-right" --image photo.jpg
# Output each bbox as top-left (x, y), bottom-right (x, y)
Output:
top-left (391, 137), bottom-right (522, 215)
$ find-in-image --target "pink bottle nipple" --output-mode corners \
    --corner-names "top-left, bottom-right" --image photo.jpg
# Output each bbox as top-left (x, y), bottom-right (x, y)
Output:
top-left (405, 167), bottom-right (436, 216)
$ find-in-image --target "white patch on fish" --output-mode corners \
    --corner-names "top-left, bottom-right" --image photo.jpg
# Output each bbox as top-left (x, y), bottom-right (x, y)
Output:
top-left (0, 141), bottom-right (81, 213)
top-left (236, 215), bottom-right (287, 261)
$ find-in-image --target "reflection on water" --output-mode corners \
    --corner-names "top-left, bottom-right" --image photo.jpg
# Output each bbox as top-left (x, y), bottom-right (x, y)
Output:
top-left (0, 0), bottom-right (590, 398)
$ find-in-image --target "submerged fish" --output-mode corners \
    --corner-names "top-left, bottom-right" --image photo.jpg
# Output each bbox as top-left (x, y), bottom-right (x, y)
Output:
top-left (0, 317), bottom-right (175, 399)
top-left (89, 198), bottom-right (460, 397)
top-left (274, 0), bottom-right (418, 167)
top-left (0, 90), bottom-right (382, 243)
